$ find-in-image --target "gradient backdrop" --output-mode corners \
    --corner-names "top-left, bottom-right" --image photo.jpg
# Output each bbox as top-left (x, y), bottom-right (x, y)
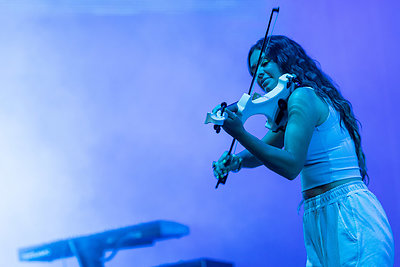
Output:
top-left (0, 0), bottom-right (399, 266)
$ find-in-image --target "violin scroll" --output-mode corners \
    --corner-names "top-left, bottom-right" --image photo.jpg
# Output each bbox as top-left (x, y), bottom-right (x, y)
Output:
top-left (213, 102), bottom-right (227, 133)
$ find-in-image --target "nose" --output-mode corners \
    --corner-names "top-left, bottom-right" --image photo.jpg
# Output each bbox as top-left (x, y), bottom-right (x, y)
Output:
top-left (257, 71), bottom-right (265, 83)
top-left (256, 72), bottom-right (264, 87)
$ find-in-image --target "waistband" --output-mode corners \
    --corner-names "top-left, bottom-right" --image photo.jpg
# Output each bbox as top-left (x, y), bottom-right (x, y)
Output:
top-left (303, 181), bottom-right (367, 212)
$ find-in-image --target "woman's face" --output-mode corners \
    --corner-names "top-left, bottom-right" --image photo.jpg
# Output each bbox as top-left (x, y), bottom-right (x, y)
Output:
top-left (249, 49), bottom-right (283, 92)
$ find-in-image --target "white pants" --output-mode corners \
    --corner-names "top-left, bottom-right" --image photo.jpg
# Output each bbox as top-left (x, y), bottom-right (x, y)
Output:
top-left (303, 181), bottom-right (394, 266)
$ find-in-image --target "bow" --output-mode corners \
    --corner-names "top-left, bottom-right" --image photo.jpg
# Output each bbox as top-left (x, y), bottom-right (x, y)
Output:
top-left (207, 7), bottom-right (281, 189)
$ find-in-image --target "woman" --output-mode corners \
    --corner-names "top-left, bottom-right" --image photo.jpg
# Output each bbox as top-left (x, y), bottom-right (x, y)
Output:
top-left (212, 35), bottom-right (394, 266)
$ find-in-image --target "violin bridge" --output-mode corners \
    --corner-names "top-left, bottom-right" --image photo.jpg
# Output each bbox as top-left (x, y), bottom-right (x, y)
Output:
top-left (252, 92), bottom-right (263, 100)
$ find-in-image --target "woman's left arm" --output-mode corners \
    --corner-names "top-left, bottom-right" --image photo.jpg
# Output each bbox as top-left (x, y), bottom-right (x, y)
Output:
top-left (222, 87), bottom-right (320, 180)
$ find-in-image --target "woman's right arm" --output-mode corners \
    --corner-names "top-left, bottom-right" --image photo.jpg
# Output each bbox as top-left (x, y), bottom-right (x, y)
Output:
top-left (238, 130), bottom-right (284, 168)
top-left (212, 130), bottom-right (284, 179)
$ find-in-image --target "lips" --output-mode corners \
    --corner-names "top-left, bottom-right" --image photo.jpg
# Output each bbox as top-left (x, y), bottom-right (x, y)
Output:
top-left (261, 77), bottom-right (271, 88)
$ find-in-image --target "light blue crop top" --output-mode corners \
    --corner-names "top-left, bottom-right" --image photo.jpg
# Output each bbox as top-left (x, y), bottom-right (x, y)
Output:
top-left (301, 104), bottom-right (361, 191)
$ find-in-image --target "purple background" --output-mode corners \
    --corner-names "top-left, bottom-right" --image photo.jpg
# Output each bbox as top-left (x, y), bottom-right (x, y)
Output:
top-left (0, 1), bottom-right (398, 266)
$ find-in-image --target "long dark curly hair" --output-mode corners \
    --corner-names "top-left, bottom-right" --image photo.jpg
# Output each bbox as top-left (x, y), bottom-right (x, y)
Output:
top-left (248, 35), bottom-right (369, 184)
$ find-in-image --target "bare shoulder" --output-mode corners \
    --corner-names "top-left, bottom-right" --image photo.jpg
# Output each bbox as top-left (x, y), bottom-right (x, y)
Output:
top-left (287, 87), bottom-right (320, 126)
top-left (288, 87), bottom-right (318, 110)
top-left (289, 87), bottom-right (316, 102)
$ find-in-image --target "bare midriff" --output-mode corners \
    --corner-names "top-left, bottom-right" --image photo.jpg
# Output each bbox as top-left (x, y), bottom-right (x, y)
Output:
top-left (302, 177), bottom-right (362, 200)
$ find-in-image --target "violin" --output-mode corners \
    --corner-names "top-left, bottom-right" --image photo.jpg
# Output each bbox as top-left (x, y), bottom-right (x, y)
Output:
top-left (205, 73), bottom-right (299, 132)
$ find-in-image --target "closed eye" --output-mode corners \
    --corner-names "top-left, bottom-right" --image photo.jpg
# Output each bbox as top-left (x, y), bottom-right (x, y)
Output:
top-left (251, 58), bottom-right (270, 76)
top-left (260, 59), bottom-right (270, 67)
